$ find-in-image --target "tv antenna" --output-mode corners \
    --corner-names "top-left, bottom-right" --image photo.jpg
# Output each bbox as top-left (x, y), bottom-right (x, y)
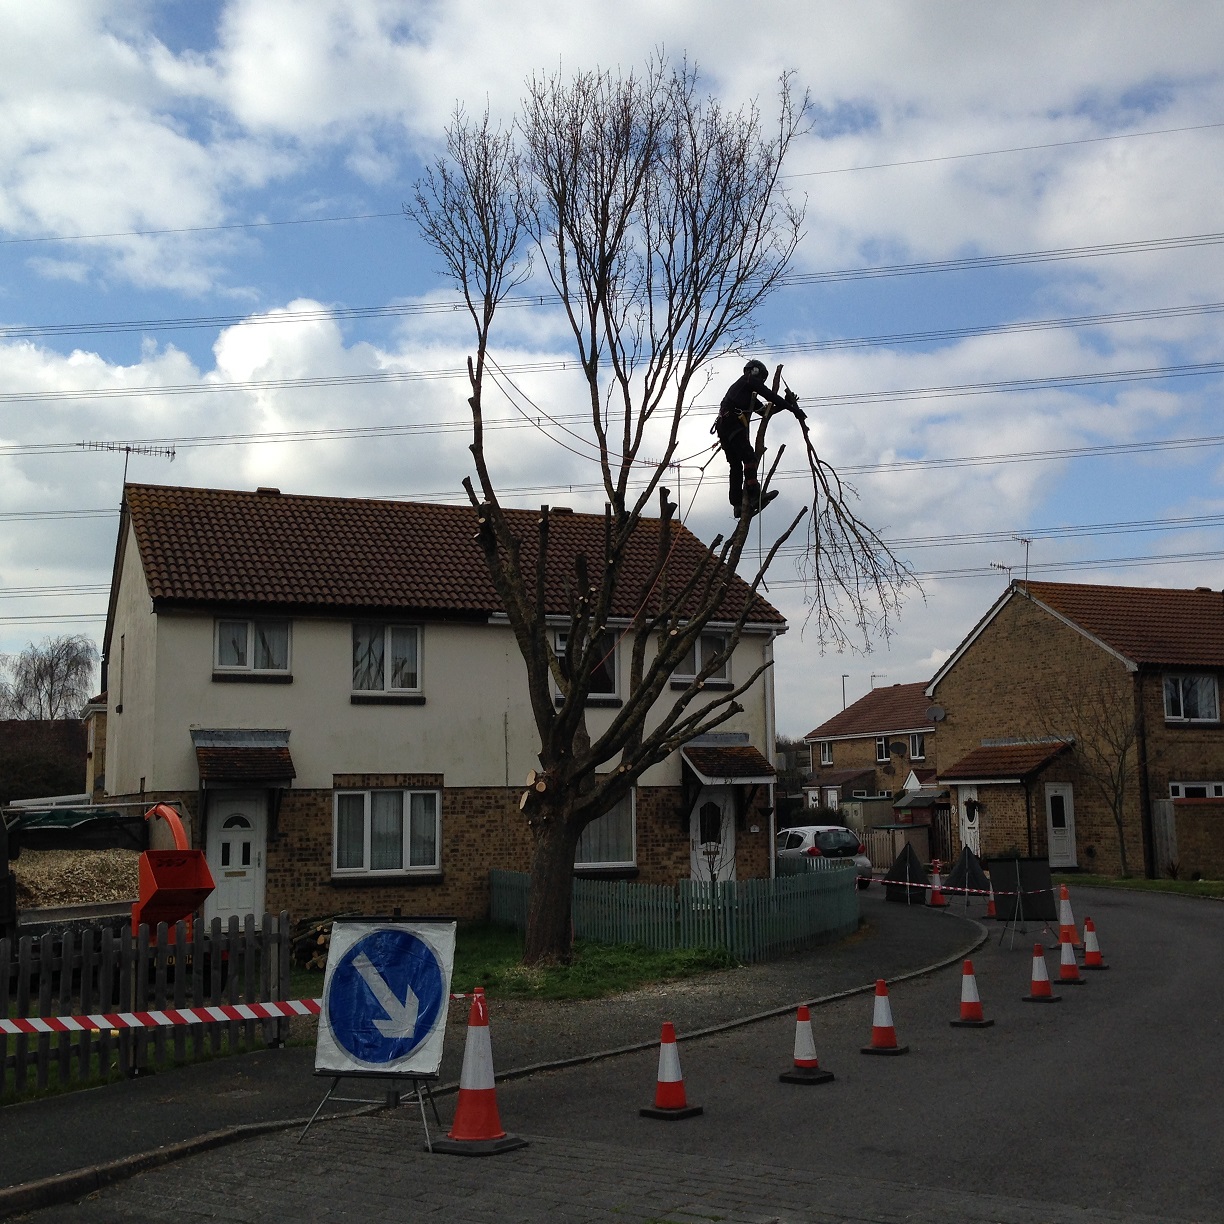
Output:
top-left (990, 560), bottom-right (1013, 583)
top-left (1012, 535), bottom-right (1032, 587)
top-left (870, 672), bottom-right (887, 688)
top-left (79, 441), bottom-right (176, 502)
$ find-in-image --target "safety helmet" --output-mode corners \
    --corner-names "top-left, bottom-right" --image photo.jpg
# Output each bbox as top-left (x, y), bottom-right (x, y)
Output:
top-left (743, 359), bottom-right (768, 381)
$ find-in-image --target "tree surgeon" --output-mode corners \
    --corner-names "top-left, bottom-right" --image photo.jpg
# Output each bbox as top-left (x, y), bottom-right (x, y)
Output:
top-left (715, 359), bottom-right (806, 517)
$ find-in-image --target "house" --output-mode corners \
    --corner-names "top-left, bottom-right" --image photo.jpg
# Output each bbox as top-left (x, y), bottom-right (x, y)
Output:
top-left (81, 693), bottom-right (106, 802)
top-left (927, 579), bottom-right (1224, 879)
top-left (802, 682), bottom-right (939, 810)
top-left (0, 720), bottom-right (87, 807)
top-left (98, 483), bottom-right (785, 924)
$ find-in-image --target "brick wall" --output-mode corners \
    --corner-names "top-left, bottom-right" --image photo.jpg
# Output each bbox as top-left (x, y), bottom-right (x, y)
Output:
top-left (1138, 671), bottom-right (1224, 803)
top-left (809, 733), bottom-right (921, 797)
top-left (1172, 799), bottom-right (1224, 879)
top-left (932, 590), bottom-right (1144, 876)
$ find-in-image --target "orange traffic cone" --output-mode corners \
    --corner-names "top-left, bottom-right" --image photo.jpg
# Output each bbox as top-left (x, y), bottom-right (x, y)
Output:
top-left (950, 959), bottom-right (994, 1028)
top-left (1058, 885), bottom-right (1082, 947)
top-left (986, 880), bottom-right (997, 919)
top-left (432, 988), bottom-right (527, 1156)
top-left (640, 1022), bottom-right (703, 1119)
top-left (861, 980), bottom-right (910, 1054)
top-left (1022, 944), bottom-right (1062, 1003)
top-left (1059, 938), bottom-right (1086, 985)
top-left (928, 860), bottom-right (948, 908)
top-left (1081, 917), bottom-right (1110, 969)
top-left (780, 1005), bottom-right (835, 1084)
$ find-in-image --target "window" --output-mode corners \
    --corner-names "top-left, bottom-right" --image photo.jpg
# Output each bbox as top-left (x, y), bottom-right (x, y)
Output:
top-left (909, 733), bottom-right (925, 760)
top-left (333, 789), bottom-right (440, 874)
top-left (216, 619), bottom-right (290, 672)
top-left (575, 792), bottom-right (635, 867)
top-left (555, 630), bottom-right (618, 698)
top-left (1164, 674), bottom-right (1219, 723)
top-left (819, 741), bottom-right (833, 766)
top-left (1169, 781), bottom-right (1224, 799)
top-left (875, 737), bottom-right (889, 763)
top-left (674, 632), bottom-right (729, 683)
top-left (353, 623), bottom-right (421, 693)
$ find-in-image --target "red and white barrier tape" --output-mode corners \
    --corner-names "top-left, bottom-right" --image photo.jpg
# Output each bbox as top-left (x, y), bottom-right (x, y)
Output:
top-left (0, 998), bottom-right (321, 1037)
top-left (864, 876), bottom-right (1061, 897)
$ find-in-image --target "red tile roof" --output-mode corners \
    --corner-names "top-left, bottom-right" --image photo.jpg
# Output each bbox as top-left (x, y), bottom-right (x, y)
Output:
top-left (803, 767), bottom-right (875, 787)
top-left (682, 745), bottom-right (774, 781)
top-left (940, 741), bottom-right (1070, 782)
top-left (804, 681), bottom-right (934, 740)
top-left (1022, 581), bottom-right (1224, 667)
top-left (195, 745), bottom-right (296, 783)
top-left (121, 484), bottom-right (784, 626)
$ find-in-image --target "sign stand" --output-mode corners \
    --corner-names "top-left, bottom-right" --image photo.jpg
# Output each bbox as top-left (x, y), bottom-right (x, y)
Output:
top-left (301, 919), bottom-right (456, 1149)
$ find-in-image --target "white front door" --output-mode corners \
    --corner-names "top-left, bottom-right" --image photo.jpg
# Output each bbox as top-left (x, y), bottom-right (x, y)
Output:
top-left (958, 785), bottom-right (981, 857)
top-left (205, 792), bottom-right (267, 923)
top-left (1045, 782), bottom-right (1077, 868)
top-left (689, 787), bottom-right (736, 883)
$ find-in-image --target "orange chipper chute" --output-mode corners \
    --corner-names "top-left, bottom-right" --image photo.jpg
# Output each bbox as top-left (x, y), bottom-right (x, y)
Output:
top-left (130, 803), bottom-right (215, 933)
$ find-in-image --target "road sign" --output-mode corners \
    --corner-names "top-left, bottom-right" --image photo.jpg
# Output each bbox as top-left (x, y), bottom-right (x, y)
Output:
top-left (314, 920), bottom-right (455, 1077)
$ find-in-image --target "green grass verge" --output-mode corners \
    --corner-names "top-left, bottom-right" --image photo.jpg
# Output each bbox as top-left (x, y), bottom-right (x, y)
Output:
top-left (290, 922), bottom-right (735, 1003)
top-left (1053, 872), bottom-right (1224, 899)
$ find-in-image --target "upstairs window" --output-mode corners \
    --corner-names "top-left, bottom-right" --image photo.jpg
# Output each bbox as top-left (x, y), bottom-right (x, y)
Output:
top-left (909, 733), bottom-right (926, 761)
top-left (215, 619), bottom-right (290, 673)
top-left (1163, 674), bottom-right (1219, 723)
top-left (674, 632), bottom-right (729, 683)
top-left (353, 624), bottom-right (421, 693)
top-left (555, 630), bottom-right (618, 699)
top-left (819, 741), bottom-right (833, 766)
top-left (875, 737), bottom-right (889, 763)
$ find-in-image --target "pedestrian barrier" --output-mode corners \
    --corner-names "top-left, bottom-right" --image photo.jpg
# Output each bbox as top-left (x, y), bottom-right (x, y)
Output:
top-left (779, 1004), bottom-right (834, 1084)
top-left (1022, 944), bottom-right (1062, 1003)
top-left (1082, 917), bottom-right (1109, 969)
top-left (861, 979), bottom-right (909, 1055)
top-left (641, 1021), bottom-right (703, 1119)
top-left (950, 960), bottom-right (994, 1028)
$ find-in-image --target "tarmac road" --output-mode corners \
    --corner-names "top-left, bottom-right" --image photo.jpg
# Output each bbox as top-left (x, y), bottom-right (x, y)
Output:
top-left (7, 887), bottom-right (1223, 1223)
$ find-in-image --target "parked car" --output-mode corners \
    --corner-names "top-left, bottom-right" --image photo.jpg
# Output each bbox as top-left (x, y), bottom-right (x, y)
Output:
top-left (776, 824), bottom-right (873, 887)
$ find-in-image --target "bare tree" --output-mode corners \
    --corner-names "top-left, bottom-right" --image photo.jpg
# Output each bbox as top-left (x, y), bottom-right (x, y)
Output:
top-left (0, 634), bottom-right (99, 721)
top-left (409, 58), bottom-right (909, 962)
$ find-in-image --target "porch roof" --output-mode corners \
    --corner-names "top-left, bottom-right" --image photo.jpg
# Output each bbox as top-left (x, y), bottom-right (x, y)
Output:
top-left (940, 740), bottom-right (1071, 784)
top-left (681, 745), bottom-right (775, 785)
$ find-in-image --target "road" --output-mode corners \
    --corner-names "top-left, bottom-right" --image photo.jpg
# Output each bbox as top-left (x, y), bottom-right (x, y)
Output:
top-left (13, 888), bottom-right (1224, 1223)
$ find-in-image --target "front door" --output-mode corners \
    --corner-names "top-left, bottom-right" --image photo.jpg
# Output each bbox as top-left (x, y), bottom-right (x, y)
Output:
top-left (689, 786), bottom-right (736, 883)
top-left (958, 785), bottom-right (981, 857)
top-left (1045, 782), bottom-right (1077, 868)
top-left (205, 791), bottom-right (267, 923)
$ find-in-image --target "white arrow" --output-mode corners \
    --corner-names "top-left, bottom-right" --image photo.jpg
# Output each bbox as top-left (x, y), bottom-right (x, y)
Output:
top-left (353, 952), bottom-right (420, 1039)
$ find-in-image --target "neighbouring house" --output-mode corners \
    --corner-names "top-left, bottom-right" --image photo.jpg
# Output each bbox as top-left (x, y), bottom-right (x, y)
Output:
top-left (98, 483), bottom-right (785, 924)
top-left (927, 579), bottom-right (1224, 878)
top-left (802, 681), bottom-right (939, 810)
top-left (0, 720), bottom-right (87, 807)
top-left (81, 693), bottom-right (106, 802)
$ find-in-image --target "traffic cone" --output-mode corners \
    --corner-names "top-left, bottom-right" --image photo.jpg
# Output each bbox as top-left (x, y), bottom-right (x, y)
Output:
top-left (1058, 885), bottom-right (1082, 947)
top-left (861, 980), bottom-right (910, 1054)
top-left (1022, 944), bottom-right (1062, 1003)
top-left (640, 1022), bottom-right (703, 1119)
top-left (950, 960), bottom-right (995, 1028)
top-left (432, 988), bottom-right (527, 1155)
top-left (928, 860), bottom-right (948, 908)
top-left (986, 880), bottom-right (997, 919)
top-left (1081, 917), bottom-right (1110, 970)
top-left (1059, 938), bottom-right (1086, 985)
top-left (780, 1005), bottom-right (835, 1084)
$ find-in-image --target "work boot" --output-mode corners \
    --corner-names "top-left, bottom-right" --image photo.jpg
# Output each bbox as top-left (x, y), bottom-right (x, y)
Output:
top-left (744, 488), bottom-right (779, 518)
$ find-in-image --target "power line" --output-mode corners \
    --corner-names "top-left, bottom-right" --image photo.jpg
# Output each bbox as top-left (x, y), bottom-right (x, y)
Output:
top-left (791, 119), bottom-right (1224, 178)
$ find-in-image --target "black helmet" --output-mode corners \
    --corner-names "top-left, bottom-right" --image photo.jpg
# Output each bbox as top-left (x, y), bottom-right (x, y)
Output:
top-left (743, 359), bottom-right (768, 381)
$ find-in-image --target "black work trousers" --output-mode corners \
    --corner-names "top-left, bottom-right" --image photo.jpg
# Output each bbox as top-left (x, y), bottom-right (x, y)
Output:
top-left (716, 418), bottom-right (758, 507)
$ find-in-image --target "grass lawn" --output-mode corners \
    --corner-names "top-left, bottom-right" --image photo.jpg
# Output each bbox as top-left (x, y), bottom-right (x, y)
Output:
top-left (290, 922), bottom-right (734, 1003)
top-left (1053, 872), bottom-right (1224, 900)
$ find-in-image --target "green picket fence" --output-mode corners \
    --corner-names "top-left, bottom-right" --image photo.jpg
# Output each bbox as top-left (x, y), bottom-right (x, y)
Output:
top-left (489, 867), bottom-right (858, 963)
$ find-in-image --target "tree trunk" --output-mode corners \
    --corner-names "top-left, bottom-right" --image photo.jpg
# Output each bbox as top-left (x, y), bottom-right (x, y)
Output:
top-left (523, 809), bottom-right (582, 964)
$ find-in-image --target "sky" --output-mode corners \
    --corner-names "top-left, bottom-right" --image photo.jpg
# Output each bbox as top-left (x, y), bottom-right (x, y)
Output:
top-left (3, 1), bottom-right (1224, 739)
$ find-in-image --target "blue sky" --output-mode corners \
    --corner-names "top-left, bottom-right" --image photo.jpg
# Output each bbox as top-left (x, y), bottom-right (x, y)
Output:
top-left (3, 1), bottom-right (1224, 736)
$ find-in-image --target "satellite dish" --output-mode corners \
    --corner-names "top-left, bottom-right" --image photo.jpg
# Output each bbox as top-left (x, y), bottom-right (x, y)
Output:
top-left (889, 741), bottom-right (906, 756)
top-left (926, 705), bottom-right (946, 722)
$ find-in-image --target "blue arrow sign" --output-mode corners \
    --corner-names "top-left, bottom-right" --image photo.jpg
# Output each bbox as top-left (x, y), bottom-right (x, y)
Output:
top-left (325, 928), bottom-right (447, 1065)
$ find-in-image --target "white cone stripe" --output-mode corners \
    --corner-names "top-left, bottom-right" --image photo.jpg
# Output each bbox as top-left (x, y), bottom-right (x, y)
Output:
top-left (961, 976), bottom-right (981, 1005)
top-left (458, 1024), bottom-right (496, 1090)
top-left (1085, 930), bottom-right (1101, 951)
top-left (872, 994), bottom-right (895, 1028)
top-left (794, 1022), bottom-right (817, 1061)
top-left (657, 1039), bottom-right (683, 1083)
top-left (1032, 957), bottom-right (1050, 982)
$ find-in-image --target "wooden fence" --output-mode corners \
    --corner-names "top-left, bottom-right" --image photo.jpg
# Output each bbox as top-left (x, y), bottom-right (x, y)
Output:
top-left (490, 868), bottom-right (858, 964)
top-left (1, 912), bottom-right (292, 1100)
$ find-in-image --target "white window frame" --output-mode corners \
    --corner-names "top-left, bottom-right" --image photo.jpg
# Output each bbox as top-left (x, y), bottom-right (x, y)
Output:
top-left (332, 788), bottom-right (440, 875)
top-left (909, 733), bottom-right (926, 761)
top-left (1163, 673), bottom-right (1220, 723)
top-left (1169, 780), bottom-right (1224, 799)
top-left (352, 623), bottom-right (423, 695)
top-left (875, 737), bottom-right (889, 763)
top-left (214, 618), bottom-right (291, 673)
top-left (818, 741), bottom-right (833, 766)
top-left (574, 790), bottom-right (636, 868)
top-left (554, 629), bottom-right (619, 700)
top-left (672, 631), bottom-right (730, 684)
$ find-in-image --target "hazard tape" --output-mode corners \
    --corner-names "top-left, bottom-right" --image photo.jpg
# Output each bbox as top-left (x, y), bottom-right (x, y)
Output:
top-left (863, 876), bottom-right (1062, 897)
top-left (0, 998), bottom-right (321, 1037)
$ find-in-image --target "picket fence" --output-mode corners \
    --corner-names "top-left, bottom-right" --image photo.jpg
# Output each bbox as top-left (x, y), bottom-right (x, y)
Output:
top-left (490, 866), bottom-right (858, 964)
top-left (1, 912), bottom-right (292, 1100)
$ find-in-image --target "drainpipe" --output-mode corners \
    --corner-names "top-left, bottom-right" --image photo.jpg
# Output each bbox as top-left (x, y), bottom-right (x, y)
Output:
top-left (1133, 669), bottom-right (1154, 878)
top-left (764, 630), bottom-right (777, 879)
top-left (1023, 779), bottom-right (1034, 857)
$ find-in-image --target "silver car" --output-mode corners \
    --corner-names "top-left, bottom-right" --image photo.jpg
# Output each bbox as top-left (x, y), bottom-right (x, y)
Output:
top-left (776, 824), bottom-right (873, 888)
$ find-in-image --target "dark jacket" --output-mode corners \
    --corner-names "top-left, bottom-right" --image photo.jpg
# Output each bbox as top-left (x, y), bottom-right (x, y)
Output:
top-left (718, 370), bottom-right (790, 432)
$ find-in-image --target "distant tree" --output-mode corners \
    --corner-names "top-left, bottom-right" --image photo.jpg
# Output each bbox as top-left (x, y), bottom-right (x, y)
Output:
top-left (774, 736), bottom-right (811, 827)
top-left (0, 634), bottom-right (99, 721)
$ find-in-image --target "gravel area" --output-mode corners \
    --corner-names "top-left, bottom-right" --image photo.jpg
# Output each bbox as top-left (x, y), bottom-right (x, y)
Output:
top-left (11, 848), bottom-right (139, 908)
